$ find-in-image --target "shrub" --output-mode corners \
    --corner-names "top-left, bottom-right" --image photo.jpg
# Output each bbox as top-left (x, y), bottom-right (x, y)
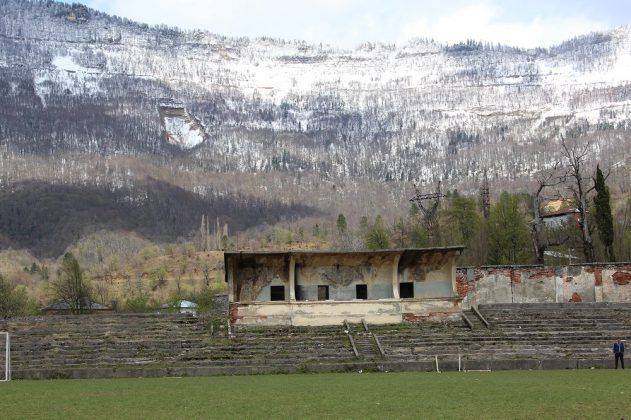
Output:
top-left (148, 266), bottom-right (168, 291)
top-left (140, 245), bottom-right (161, 261)
top-left (0, 275), bottom-right (38, 317)
top-left (193, 285), bottom-right (224, 314)
top-left (124, 294), bottom-right (153, 313)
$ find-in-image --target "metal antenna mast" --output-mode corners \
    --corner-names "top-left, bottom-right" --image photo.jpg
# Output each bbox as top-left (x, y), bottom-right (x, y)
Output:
top-left (410, 181), bottom-right (446, 244)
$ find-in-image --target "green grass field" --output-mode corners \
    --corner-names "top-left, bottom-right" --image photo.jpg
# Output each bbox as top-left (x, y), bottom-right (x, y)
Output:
top-left (1, 370), bottom-right (630, 419)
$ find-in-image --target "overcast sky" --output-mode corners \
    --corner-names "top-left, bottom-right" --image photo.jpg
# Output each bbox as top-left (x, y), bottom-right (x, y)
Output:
top-left (67, 0), bottom-right (630, 48)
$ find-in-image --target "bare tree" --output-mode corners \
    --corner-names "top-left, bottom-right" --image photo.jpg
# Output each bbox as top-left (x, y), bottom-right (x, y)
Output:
top-left (531, 162), bottom-right (565, 265)
top-left (560, 138), bottom-right (595, 262)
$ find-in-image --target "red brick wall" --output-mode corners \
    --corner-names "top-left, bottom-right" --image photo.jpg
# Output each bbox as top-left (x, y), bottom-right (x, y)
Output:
top-left (457, 263), bottom-right (631, 307)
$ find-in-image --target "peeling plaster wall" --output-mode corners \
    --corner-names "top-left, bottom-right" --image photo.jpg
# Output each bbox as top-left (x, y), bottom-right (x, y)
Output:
top-left (400, 299), bottom-right (461, 322)
top-left (602, 268), bottom-right (631, 301)
top-left (233, 255), bottom-right (288, 302)
top-left (230, 299), bottom-right (460, 326)
top-left (399, 251), bottom-right (457, 298)
top-left (512, 267), bottom-right (557, 303)
top-left (295, 253), bottom-right (396, 301)
top-left (227, 250), bottom-right (462, 326)
top-left (458, 264), bottom-right (631, 308)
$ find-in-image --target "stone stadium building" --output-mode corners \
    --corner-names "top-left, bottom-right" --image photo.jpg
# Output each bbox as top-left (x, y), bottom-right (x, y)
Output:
top-left (225, 247), bottom-right (464, 326)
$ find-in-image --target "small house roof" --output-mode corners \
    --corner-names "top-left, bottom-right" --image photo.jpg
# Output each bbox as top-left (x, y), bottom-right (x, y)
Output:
top-left (541, 209), bottom-right (580, 218)
top-left (161, 300), bottom-right (198, 309)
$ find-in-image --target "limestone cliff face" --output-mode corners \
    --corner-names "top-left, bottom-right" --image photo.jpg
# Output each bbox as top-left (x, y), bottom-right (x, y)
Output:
top-left (1, 0), bottom-right (629, 187)
top-left (158, 101), bottom-right (207, 150)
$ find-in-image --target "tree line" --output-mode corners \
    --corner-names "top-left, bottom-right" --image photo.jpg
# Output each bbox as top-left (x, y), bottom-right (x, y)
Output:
top-left (332, 159), bottom-right (629, 266)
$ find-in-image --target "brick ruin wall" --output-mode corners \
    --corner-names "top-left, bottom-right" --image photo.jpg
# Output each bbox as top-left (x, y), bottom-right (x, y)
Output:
top-left (456, 263), bottom-right (631, 308)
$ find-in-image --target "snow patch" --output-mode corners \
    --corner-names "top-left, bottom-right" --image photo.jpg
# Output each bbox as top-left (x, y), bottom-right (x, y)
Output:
top-left (33, 55), bottom-right (103, 106)
top-left (163, 115), bottom-right (206, 149)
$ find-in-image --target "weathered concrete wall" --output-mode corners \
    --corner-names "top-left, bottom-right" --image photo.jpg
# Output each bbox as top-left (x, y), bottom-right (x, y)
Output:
top-left (295, 253), bottom-right (395, 301)
top-left (232, 255), bottom-right (288, 302)
top-left (457, 263), bottom-right (631, 308)
top-left (399, 251), bottom-right (457, 298)
top-left (226, 248), bottom-right (462, 325)
top-left (400, 298), bottom-right (461, 322)
top-left (230, 298), bottom-right (460, 326)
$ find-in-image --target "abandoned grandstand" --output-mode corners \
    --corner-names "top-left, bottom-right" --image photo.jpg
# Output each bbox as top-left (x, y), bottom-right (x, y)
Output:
top-left (1, 255), bottom-right (630, 379)
top-left (224, 247), bottom-right (464, 326)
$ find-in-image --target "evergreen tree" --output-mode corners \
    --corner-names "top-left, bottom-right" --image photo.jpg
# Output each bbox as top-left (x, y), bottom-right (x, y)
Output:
top-left (365, 216), bottom-right (390, 250)
top-left (445, 194), bottom-right (482, 264)
top-left (409, 202), bottom-right (420, 218)
top-left (410, 224), bottom-right (429, 247)
top-left (487, 192), bottom-right (532, 265)
top-left (336, 213), bottom-right (347, 236)
top-left (312, 224), bottom-right (321, 238)
top-left (446, 195), bottom-right (480, 246)
top-left (52, 252), bottom-right (92, 314)
top-left (392, 218), bottom-right (408, 248)
top-left (359, 215), bottom-right (369, 231)
top-left (593, 165), bottom-right (615, 261)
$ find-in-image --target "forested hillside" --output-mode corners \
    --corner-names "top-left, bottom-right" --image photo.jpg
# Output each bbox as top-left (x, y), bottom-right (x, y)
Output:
top-left (0, 0), bottom-right (629, 260)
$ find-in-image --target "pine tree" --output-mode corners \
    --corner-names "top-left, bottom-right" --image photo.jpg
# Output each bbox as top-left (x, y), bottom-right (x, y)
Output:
top-left (445, 194), bottom-right (482, 264)
top-left (410, 224), bottom-right (429, 247)
top-left (487, 193), bottom-right (532, 265)
top-left (593, 165), bottom-right (615, 261)
top-left (336, 213), bottom-right (347, 236)
top-left (409, 202), bottom-right (419, 218)
top-left (392, 218), bottom-right (408, 248)
top-left (52, 252), bottom-right (92, 314)
top-left (359, 215), bottom-right (369, 232)
top-left (446, 195), bottom-right (480, 246)
top-left (365, 216), bottom-right (390, 250)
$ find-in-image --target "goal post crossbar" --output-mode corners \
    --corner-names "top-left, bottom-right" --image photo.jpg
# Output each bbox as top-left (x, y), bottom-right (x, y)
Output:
top-left (0, 332), bottom-right (10, 382)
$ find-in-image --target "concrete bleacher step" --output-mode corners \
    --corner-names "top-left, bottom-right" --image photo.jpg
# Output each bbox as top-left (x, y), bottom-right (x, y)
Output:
top-left (4, 303), bottom-right (631, 379)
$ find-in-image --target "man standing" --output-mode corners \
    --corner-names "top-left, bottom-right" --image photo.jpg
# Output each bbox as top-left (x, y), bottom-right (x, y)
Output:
top-left (613, 339), bottom-right (625, 369)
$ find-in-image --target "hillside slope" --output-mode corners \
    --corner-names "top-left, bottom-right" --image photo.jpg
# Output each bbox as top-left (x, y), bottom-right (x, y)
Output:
top-left (0, 0), bottom-right (629, 255)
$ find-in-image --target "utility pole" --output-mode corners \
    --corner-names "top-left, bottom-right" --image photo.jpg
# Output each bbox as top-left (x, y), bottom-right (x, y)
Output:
top-left (410, 181), bottom-right (446, 245)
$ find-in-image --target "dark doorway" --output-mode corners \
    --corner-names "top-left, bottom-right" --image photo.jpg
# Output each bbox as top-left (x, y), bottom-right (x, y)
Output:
top-left (317, 285), bottom-right (329, 301)
top-left (399, 282), bottom-right (414, 299)
top-left (270, 285), bottom-right (285, 301)
top-left (295, 285), bottom-right (305, 301)
top-left (356, 284), bottom-right (368, 300)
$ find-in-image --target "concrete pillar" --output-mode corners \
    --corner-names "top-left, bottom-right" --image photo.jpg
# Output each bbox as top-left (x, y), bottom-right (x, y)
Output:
top-left (227, 255), bottom-right (235, 302)
top-left (392, 253), bottom-right (401, 299)
top-left (554, 266), bottom-right (564, 303)
top-left (594, 268), bottom-right (604, 302)
top-left (450, 255), bottom-right (457, 296)
top-left (288, 255), bottom-right (296, 301)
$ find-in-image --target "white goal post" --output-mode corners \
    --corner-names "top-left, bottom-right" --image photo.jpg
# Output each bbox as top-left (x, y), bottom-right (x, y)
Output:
top-left (0, 332), bottom-right (10, 382)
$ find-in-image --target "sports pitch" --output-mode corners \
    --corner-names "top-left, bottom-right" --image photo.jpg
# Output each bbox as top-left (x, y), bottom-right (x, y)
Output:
top-left (1, 370), bottom-right (630, 419)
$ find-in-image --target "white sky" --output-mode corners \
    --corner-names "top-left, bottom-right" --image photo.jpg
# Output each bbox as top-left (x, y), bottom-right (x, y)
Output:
top-left (73, 0), bottom-right (630, 48)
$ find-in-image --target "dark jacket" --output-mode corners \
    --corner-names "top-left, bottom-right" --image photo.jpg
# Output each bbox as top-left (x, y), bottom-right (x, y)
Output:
top-left (614, 342), bottom-right (625, 354)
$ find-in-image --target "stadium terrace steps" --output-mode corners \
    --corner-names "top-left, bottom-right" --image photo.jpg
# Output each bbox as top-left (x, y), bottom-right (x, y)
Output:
top-left (372, 303), bottom-right (631, 363)
top-left (344, 323), bottom-right (381, 360)
top-left (1, 303), bottom-right (630, 379)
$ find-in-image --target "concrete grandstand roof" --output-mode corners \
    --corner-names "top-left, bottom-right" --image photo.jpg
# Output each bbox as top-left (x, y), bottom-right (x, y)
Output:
top-left (224, 246), bottom-right (465, 257)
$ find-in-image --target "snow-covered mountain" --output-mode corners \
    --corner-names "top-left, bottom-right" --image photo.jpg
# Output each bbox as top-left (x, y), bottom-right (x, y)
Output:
top-left (0, 1), bottom-right (630, 212)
